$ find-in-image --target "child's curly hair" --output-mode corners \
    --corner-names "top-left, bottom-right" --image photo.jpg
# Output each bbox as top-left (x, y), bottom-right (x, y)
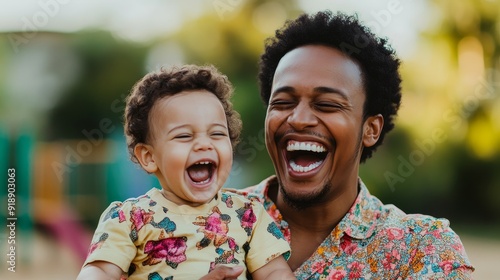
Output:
top-left (124, 64), bottom-right (242, 163)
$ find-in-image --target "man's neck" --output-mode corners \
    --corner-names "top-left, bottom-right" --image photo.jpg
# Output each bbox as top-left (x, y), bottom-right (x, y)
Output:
top-left (272, 177), bottom-right (358, 227)
top-left (276, 188), bottom-right (358, 234)
top-left (270, 178), bottom-right (360, 271)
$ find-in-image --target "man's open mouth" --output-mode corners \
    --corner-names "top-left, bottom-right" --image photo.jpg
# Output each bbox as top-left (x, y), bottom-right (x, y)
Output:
top-left (285, 140), bottom-right (328, 173)
top-left (187, 161), bottom-right (216, 184)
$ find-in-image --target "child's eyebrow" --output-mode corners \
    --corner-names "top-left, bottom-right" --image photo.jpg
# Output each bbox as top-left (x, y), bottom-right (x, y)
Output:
top-left (212, 123), bottom-right (228, 129)
top-left (166, 124), bottom-right (190, 134)
top-left (167, 123), bottom-right (228, 134)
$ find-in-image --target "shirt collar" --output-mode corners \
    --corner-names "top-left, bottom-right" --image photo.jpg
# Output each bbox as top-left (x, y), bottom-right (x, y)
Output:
top-left (336, 179), bottom-right (382, 240)
top-left (259, 176), bottom-right (382, 240)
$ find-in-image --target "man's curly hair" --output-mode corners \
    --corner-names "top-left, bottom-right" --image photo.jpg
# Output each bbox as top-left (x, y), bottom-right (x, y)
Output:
top-left (124, 64), bottom-right (242, 164)
top-left (258, 10), bottom-right (402, 162)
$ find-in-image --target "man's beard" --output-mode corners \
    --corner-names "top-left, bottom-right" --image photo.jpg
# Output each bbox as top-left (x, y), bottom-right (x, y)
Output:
top-left (278, 179), bottom-right (332, 210)
top-left (276, 128), bottom-right (363, 211)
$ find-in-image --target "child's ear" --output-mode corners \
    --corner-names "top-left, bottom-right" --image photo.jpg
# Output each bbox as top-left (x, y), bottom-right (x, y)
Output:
top-left (362, 114), bottom-right (384, 148)
top-left (134, 143), bottom-right (157, 173)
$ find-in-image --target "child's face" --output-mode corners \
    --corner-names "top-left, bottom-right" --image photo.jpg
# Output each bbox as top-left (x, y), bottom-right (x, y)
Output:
top-left (138, 90), bottom-right (233, 206)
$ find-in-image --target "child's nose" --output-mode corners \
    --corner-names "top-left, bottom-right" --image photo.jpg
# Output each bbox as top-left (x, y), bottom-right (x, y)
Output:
top-left (193, 135), bottom-right (214, 151)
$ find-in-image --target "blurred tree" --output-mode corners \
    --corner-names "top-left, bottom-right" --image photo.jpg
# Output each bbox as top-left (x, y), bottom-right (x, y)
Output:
top-left (361, 0), bottom-right (500, 228)
top-left (46, 31), bottom-right (148, 140)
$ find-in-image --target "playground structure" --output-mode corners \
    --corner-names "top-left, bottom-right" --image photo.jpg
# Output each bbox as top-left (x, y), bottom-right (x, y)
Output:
top-left (0, 128), bottom-right (158, 267)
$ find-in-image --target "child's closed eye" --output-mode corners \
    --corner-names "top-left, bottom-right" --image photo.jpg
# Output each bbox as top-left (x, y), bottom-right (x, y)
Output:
top-left (174, 134), bottom-right (192, 139)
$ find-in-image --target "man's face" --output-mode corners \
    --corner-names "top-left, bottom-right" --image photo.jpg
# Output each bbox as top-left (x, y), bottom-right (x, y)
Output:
top-left (265, 44), bottom-right (370, 208)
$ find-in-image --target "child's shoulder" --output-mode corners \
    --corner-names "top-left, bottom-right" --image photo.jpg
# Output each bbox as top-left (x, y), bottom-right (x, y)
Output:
top-left (106, 188), bottom-right (160, 210)
top-left (220, 189), bottom-right (264, 210)
top-left (99, 188), bottom-right (161, 222)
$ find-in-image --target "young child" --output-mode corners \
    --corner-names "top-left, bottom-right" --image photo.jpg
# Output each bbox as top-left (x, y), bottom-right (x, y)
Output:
top-left (77, 65), bottom-right (295, 280)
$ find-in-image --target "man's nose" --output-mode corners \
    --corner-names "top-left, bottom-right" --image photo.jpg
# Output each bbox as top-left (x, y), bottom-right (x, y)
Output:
top-left (287, 102), bottom-right (318, 131)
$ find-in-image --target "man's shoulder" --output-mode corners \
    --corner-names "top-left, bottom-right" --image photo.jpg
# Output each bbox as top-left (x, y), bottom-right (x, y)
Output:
top-left (376, 203), bottom-right (467, 254)
top-left (373, 204), bottom-right (473, 275)
top-left (379, 203), bottom-right (452, 233)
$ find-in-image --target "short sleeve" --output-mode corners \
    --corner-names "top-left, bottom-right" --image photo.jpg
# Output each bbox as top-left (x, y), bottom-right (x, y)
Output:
top-left (83, 202), bottom-right (137, 273)
top-left (244, 200), bottom-right (291, 273)
top-left (407, 218), bottom-right (475, 278)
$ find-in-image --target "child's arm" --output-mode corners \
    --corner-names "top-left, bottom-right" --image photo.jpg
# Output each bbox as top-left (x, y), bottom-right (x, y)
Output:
top-left (198, 265), bottom-right (245, 280)
top-left (251, 255), bottom-right (295, 280)
top-left (76, 261), bottom-right (124, 280)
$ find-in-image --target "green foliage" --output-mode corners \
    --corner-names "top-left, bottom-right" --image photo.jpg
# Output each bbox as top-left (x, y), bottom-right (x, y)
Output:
top-left (46, 31), bottom-right (148, 140)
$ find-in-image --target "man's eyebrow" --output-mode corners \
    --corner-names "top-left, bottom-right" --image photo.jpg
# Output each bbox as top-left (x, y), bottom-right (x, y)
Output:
top-left (313, 86), bottom-right (349, 100)
top-left (271, 86), bottom-right (295, 96)
top-left (271, 85), bottom-right (349, 100)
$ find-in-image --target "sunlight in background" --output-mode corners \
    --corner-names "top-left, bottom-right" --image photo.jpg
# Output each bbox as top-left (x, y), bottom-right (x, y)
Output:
top-left (0, 0), bottom-right (207, 41)
top-left (297, 0), bottom-right (438, 58)
top-left (1, 0), bottom-right (432, 56)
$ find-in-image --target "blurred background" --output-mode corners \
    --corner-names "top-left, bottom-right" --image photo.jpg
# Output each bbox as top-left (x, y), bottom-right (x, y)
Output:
top-left (0, 0), bottom-right (499, 279)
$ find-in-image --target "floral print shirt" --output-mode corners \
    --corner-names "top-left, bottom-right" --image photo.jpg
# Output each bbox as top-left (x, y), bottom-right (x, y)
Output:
top-left (229, 176), bottom-right (474, 279)
top-left (83, 188), bottom-right (290, 280)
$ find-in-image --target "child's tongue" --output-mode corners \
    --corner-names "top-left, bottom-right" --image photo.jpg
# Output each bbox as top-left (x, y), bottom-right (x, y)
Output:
top-left (187, 165), bottom-right (211, 183)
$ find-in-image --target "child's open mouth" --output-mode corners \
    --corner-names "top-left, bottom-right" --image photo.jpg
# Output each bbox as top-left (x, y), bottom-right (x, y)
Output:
top-left (187, 161), bottom-right (216, 185)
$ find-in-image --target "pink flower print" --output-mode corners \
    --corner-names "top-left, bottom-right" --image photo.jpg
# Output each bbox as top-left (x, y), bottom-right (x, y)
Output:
top-left (130, 206), bottom-right (154, 232)
top-left (118, 210), bottom-right (126, 223)
top-left (193, 207), bottom-right (231, 249)
top-left (88, 233), bottom-right (108, 255)
top-left (236, 203), bottom-right (257, 236)
top-left (340, 237), bottom-right (358, 255)
top-left (143, 236), bottom-right (187, 269)
top-left (347, 261), bottom-right (365, 279)
top-left (227, 237), bottom-right (238, 251)
top-left (268, 204), bottom-right (281, 221)
top-left (382, 249), bottom-right (401, 270)
top-left (326, 268), bottom-right (347, 280)
top-left (424, 244), bottom-right (436, 255)
top-left (386, 227), bottom-right (404, 240)
top-left (311, 261), bottom-right (327, 274)
top-left (205, 209), bottom-right (228, 234)
top-left (452, 242), bottom-right (464, 252)
top-left (439, 260), bottom-right (455, 275)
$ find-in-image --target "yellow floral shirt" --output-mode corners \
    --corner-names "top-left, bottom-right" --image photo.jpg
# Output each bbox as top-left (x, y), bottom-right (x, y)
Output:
top-left (83, 188), bottom-right (290, 280)
top-left (230, 176), bottom-right (475, 279)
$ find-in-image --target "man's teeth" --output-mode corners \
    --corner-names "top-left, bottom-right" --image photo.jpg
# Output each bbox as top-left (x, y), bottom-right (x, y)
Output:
top-left (290, 160), bottom-right (323, 173)
top-left (286, 142), bottom-right (326, 152)
top-left (196, 161), bottom-right (211, 165)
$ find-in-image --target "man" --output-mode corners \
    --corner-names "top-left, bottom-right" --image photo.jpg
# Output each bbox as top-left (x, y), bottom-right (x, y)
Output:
top-left (204, 10), bottom-right (474, 279)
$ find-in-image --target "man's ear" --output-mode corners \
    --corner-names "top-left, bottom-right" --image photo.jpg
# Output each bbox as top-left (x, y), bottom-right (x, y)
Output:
top-left (362, 114), bottom-right (384, 148)
top-left (134, 143), bottom-right (157, 173)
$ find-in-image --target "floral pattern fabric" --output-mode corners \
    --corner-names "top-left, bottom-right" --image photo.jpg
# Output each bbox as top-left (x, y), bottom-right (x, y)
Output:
top-left (83, 188), bottom-right (290, 280)
top-left (230, 176), bottom-right (475, 279)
